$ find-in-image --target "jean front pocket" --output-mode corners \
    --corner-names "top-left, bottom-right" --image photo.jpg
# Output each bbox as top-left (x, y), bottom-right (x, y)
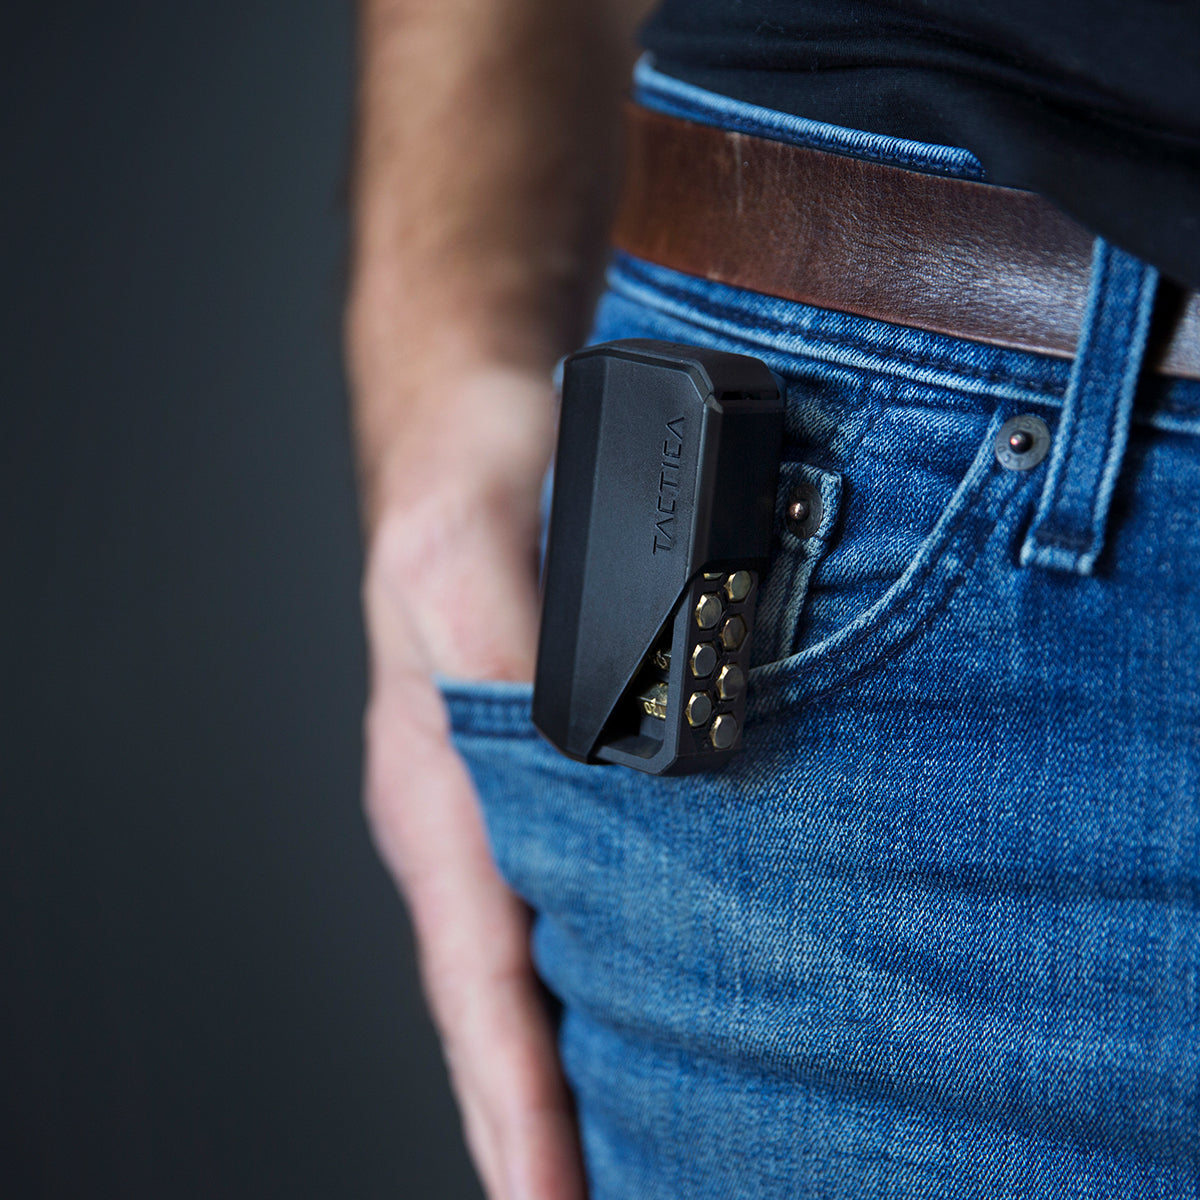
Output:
top-left (440, 676), bottom-right (546, 824)
top-left (441, 676), bottom-right (631, 910)
top-left (442, 673), bottom-right (748, 1055)
top-left (747, 389), bottom-right (1051, 719)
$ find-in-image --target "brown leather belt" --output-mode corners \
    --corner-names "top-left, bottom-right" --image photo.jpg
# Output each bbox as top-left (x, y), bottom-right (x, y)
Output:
top-left (612, 104), bottom-right (1200, 381)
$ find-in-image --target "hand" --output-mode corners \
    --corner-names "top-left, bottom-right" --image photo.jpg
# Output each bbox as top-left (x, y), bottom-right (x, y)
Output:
top-left (360, 370), bottom-right (584, 1200)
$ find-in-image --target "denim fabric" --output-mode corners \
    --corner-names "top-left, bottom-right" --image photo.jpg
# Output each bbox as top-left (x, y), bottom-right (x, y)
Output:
top-left (629, 54), bottom-right (987, 182)
top-left (441, 65), bottom-right (1200, 1199)
top-left (1022, 242), bottom-right (1161, 576)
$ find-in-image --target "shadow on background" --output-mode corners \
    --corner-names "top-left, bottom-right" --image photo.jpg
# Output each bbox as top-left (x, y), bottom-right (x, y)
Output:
top-left (2, 4), bottom-right (481, 1196)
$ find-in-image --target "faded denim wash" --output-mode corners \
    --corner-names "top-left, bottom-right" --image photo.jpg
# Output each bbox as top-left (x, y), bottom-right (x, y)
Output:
top-left (440, 60), bottom-right (1200, 1199)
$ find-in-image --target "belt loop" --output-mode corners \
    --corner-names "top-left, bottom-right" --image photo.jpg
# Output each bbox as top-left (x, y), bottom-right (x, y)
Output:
top-left (1020, 239), bottom-right (1159, 576)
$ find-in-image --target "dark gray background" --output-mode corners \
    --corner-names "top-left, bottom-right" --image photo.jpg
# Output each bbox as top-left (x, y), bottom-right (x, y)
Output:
top-left (3, 4), bottom-right (480, 1195)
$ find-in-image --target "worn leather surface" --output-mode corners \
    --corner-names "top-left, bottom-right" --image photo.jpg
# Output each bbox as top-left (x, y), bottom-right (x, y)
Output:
top-left (612, 105), bottom-right (1200, 381)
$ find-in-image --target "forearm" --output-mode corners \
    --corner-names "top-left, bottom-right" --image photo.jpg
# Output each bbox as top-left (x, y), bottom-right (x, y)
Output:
top-left (346, 0), bottom-right (647, 530)
top-left (345, 10), bottom-right (650, 1192)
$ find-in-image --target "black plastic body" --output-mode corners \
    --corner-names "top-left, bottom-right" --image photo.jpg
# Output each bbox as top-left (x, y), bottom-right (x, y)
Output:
top-left (532, 340), bottom-right (783, 774)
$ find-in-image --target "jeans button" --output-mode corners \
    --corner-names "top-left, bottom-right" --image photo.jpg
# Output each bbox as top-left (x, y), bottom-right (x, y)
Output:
top-left (995, 415), bottom-right (1051, 470)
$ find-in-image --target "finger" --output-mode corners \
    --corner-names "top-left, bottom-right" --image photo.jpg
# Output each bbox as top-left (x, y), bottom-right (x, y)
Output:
top-left (365, 683), bottom-right (585, 1200)
top-left (477, 968), bottom-right (585, 1200)
top-left (458, 1082), bottom-right (507, 1200)
top-left (429, 896), bottom-right (585, 1200)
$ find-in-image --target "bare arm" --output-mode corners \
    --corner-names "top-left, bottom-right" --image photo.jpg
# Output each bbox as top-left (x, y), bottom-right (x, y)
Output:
top-left (345, 3), bottom-right (653, 1197)
top-left (348, 0), bottom-right (646, 538)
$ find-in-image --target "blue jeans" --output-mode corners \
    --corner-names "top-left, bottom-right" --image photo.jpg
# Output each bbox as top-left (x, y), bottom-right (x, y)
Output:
top-left (442, 61), bottom-right (1200, 1198)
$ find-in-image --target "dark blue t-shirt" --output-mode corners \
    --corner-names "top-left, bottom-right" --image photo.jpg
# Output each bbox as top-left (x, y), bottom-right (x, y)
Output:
top-left (642, 0), bottom-right (1200, 287)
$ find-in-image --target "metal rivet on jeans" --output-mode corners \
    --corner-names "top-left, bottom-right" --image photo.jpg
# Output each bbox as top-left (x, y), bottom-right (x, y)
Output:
top-left (995, 415), bottom-right (1051, 471)
top-left (785, 482), bottom-right (822, 538)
